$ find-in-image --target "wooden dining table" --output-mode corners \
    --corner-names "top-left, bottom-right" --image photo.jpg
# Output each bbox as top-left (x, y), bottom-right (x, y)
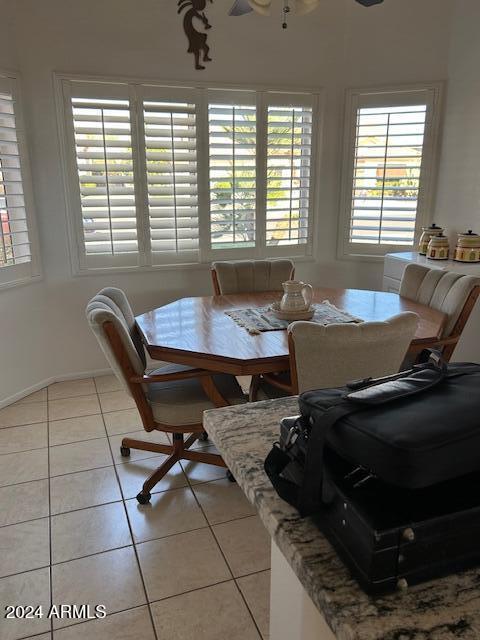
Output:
top-left (135, 287), bottom-right (447, 376)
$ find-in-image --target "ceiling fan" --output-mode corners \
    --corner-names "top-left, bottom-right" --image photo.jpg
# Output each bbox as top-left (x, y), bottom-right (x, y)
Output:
top-left (229, 0), bottom-right (384, 18)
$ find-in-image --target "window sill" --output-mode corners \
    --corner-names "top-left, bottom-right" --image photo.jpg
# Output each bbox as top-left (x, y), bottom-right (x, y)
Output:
top-left (73, 255), bottom-right (316, 277)
top-left (0, 272), bottom-right (42, 292)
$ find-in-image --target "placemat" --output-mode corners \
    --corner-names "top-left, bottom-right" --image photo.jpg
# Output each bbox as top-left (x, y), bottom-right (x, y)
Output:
top-left (225, 301), bottom-right (362, 335)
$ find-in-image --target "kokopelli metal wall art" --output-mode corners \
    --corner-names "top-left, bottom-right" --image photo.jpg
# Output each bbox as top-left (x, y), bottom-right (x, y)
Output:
top-left (177, 0), bottom-right (213, 70)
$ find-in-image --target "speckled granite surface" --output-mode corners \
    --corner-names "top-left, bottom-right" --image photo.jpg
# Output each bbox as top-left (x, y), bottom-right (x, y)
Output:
top-left (204, 397), bottom-right (480, 640)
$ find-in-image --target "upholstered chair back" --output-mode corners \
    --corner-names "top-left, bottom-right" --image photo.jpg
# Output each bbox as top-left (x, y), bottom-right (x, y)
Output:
top-left (400, 264), bottom-right (480, 337)
top-left (289, 312), bottom-right (419, 394)
top-left (86, 287), bottom-right (146, 396)
top-left (212, 259), bottom-right (294, 295)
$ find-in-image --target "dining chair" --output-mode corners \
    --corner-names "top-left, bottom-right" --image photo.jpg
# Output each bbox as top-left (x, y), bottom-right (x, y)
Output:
top-left (250, 312), bottom-right (419, 397)
top-left (211, 259), bottom-right (295, 295)
top-left (86, 287), bottom-right (245, 504)
top-left (399, 264), bottom-right (480, 361)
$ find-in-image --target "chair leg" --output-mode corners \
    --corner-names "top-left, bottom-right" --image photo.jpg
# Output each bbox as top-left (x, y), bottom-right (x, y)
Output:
top-left (121, 437), bottom-right (172, 457)
top-left (138, 454), bottom-right (180, 503)
top-left (128, 432), bottom-right (229, 504)
top-left (249, 374), bottom-right (261, 402)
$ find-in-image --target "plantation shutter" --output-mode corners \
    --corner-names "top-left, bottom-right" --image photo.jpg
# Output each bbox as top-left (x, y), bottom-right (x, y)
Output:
top-left (0, 79), bottom-right (31, 268)
top-left (208, 92), bottom-right (257, 251)
top-left (142, 90), bottom-right (199, 263)
top-left (265, 96), bottom-right (313, 248)
top-left (67, 82), bottom-right (139, 268)
top-left (342, 87), bottom-right (440, 257)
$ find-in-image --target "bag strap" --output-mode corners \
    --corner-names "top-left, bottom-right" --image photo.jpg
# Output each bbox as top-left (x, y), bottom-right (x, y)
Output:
top-left (297, 402), bottom-right (365, 515)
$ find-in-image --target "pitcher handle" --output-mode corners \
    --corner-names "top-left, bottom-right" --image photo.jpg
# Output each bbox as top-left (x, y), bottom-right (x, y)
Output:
top-left (302, 284), bottom-right (313, 309)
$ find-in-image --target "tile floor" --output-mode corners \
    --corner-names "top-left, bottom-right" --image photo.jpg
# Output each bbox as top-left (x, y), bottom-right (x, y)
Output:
top-left (0, 375), bottom-right (271, 640)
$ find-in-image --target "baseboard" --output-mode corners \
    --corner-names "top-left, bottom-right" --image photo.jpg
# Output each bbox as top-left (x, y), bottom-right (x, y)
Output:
top-left (0, 367), bottom-right (112, 409)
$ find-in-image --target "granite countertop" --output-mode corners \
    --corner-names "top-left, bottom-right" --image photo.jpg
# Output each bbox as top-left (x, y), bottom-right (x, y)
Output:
top-left (204, 397), bottom-right (480, 640)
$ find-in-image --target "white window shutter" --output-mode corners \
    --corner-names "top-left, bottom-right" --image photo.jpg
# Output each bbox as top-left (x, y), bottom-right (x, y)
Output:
top-left (0, 84), bottom-right (31, 267)
top-left (265, 103), bottom-right (313, 247)
top-left (208, 101), bottom-right (257, 251)
top-left (143, 98), bottom-right (199, 262)
top-left (0, 73), bottom-right (39, 288)
top-left (68, 85), bottom-right (138, 268)
top-left (340, 86), bottom-right (442, 258)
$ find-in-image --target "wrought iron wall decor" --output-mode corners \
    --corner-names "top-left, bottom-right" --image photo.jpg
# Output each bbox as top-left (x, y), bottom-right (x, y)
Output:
top-left (177, 0), bottom-right (213, 70)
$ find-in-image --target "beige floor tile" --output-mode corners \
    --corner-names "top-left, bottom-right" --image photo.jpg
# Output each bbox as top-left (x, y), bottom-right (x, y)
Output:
top-left (51, 502), bottom-right (131, 564)
top-left (99, 390), bottom-right (136, 413)
top-left (0, 402), bottom-right (47, 428)
top-left (51, 547), bottom-right (146, 629)
top-left (53, 606), bottom-right (155, 640)
top-left (0, 422), bottom-right (48, 455)
top-left (48, 395), bottom-right (101, 421)
top-left (94, 374), bottom-right (122, 394)
top-left (125, 487), bottom-right (206, 543)
top-left (237, 570), bottom-right (271, 639)
top-left (49, 438), bottom-right (112, 477)
top-left (137, 527), bottom-right (230, 601)
top-left (213, 516), bottom-right (271, 578)
top-left (0, 479), bottom-right (49, 527)
top-left (0, 518), bottom-right (50, 578)
top-left (14, 388), bottom-right (48, 404)
top-left (109, 430), bottom-right (170, 464)
top-left (181, 447), bottom-right (226, 484)
top-left (49, 414), bottom-right (106, 446)
top-left (116, 456), bottom-right (187, 499)
top-left (193, 478), bottom-right (256, 525)
top-left (102, 408), bottom-right (142, 435)
top-left (50, 466), bottom-right (121, 515)
top-left (151, 581), bottom-right (261, 640)
top-left (0, 568), bottom-right (51, 640)
top-left (48, 378), bottom-right (96, 400)
top-left (0, 449), bottom-right (49, 487)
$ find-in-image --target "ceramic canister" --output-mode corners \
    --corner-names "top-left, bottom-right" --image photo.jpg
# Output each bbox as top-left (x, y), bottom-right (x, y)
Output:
top-left (454, 230), bottom-right (480, 263)
top-left (427, 234), bottom-right (450, 260)
top-left (418, 223), bottom-right (444, 255)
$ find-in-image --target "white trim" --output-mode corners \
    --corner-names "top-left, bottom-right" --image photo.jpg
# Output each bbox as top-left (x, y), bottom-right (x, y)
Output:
top-left (55, 72), bottom-right (323, 273)
top-left (337, 82), bottom-right (444, 262)
top-left (0, 69), bottom-right (42, 288)
top-left (0, 367), bottom-right (112, 410)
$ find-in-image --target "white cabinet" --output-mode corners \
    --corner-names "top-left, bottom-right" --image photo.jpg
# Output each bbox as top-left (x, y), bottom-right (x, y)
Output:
top-left (383, 252), bottom-right (480, 361)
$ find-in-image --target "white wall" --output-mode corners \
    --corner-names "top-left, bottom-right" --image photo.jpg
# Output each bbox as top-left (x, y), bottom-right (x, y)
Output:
top-left (435, 0), bottom-right (480, 238)
top-left (0, 0), bottom-right (453, 403)
top-left (433, 0), bottom-right (480, 361)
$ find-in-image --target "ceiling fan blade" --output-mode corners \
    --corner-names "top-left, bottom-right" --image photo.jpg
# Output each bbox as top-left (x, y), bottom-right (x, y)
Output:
top-left (247, 0), bottom-right (272, 16)
top-left (229, 0), bottom-right (254, 15)
top-left (295, 0), bottom-right (321, 16)
top-left (355, 0), bottom-right (384, 6)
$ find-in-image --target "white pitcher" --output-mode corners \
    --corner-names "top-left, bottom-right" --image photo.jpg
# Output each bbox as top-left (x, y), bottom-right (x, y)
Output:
top-left (280, 280), bottom-right (313, 312)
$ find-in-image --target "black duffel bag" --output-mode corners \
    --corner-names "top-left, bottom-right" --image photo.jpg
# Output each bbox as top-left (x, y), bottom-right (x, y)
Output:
top-left (265, 351), bottom-right (480, 517)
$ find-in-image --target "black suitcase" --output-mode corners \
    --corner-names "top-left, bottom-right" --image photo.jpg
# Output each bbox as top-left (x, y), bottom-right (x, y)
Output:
top-left (279, 430), bottom-right (480, 594)
top-left (264, 353), bottom-right (480, 593)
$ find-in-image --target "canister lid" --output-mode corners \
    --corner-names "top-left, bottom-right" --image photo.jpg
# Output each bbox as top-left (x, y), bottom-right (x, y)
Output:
top-left (422, 222), bottom-right (443, 232)
top-left (459, 229), bottom-right (478, 237)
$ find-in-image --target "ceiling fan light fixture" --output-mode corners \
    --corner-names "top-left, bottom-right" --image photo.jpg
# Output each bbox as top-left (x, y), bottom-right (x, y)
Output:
top-left (247, 0), bottom-right (272, 16)
top-left (295, 0), bottom-right (321, 15)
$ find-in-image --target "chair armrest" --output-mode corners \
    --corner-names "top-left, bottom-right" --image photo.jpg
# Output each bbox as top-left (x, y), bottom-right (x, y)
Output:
top-left (130, 369), bottom-right (213, 384)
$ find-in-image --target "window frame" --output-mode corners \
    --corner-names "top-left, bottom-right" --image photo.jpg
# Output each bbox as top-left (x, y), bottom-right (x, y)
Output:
top-left (337, 83), bottom-right (443, 262)
top-left (0, 70), bottom-right (41, 290)
top-left (56, 73), bottom-right (322, 275)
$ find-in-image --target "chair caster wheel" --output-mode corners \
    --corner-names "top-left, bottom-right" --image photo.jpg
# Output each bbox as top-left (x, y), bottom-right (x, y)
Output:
top-left (120, 446), bottom-right (131, 458)
top-left (136, 491), bottom-right (151, 504)
top-left (226, 470), bottom-right (236, 483)
top-left (199, 431), bottom-right (209, 442)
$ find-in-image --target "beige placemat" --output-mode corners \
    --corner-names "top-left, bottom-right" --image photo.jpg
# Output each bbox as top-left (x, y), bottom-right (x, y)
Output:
top-left (225, 301), bottom-right (362, 335)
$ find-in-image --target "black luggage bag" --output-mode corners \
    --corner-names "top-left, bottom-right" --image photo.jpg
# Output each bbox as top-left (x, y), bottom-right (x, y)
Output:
top-left (264, 352), bottom-right (480, 593)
